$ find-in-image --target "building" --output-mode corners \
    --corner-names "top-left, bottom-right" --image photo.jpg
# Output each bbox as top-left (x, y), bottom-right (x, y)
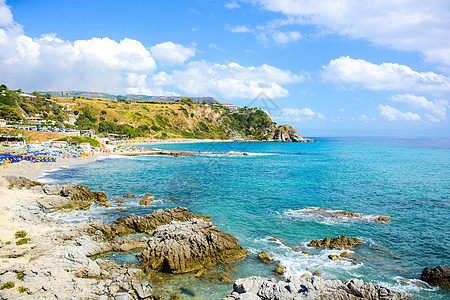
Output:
top-left (0, 119), bottom-right (6, 127)
top-left (222, 103), bottom-right (239, 112)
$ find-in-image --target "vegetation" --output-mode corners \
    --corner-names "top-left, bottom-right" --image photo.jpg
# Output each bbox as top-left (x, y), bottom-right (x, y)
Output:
top-left (17, 286), bottom-right (29, 293)
top-left (0, 84), bottom-right (285, 140)
top-left (57, 136), bottom-right (100, 147)
top-left (0, 282), bottom-right (15, 290)
top-left (14, 230), bottom-right (27, 239)
top-left (16, 271), bottom-right (25, 281)
top-left (16, 238), bottom-right (31, 245)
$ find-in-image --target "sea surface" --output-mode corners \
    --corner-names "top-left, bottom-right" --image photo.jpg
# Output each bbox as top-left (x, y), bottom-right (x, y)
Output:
top-left (41, 137), bottom-right (450, 299)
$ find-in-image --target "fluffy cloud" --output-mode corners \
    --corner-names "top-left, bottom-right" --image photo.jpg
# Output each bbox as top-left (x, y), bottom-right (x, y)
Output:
top-left (150, 42), bottom-right (196, 66)
top-left (259, 30), bottom-right (302, 44)
top-left (279, 108), bottom-right (327, 121)
top-left (389, 94), bottom-right (449, 122)
top-left (377, 105), bottom-right (421, 122)
top-left (254, 0), bottom-right (450, 66)
top-left (225, 25), bottom-right (253, 33)
top-left (0, 0), bottom-right (13, 27)
top-left (150, 61), bottom-right (304, 99)
top-left (225, 1), bottom-right (241, 9)
top-left (322, 56), bottom-right (450, 95)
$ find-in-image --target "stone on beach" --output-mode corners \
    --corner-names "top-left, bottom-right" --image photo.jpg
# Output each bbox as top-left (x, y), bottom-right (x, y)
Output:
top-left (222, 276), bottom-right (411, 299)
top-left (309, 235), bottom-right (363, 249)
top-left (137, 218), bottom-right (249, 274)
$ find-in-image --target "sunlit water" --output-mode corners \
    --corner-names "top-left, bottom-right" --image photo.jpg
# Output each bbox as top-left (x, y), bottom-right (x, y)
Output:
top-left (42, 137), bottom-right (450, 299)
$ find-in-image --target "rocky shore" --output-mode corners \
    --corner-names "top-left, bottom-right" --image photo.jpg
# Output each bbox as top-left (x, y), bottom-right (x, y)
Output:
top-left (0, 175), bottom-right (433, 299)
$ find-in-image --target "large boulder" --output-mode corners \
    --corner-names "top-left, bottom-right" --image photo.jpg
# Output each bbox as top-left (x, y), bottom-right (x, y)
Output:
top-left (421, 266), bottom-right (450, 289)
top-left (137, 218), bottom-right (249, 274)
top-left (4, 175), bottom-right (44, 189)
top-left (222, 276), bottom-right (411, 299)
top-left (93, 207), bottom-right (212, 239)
top-left (309, 235), bottom-right (363, 249)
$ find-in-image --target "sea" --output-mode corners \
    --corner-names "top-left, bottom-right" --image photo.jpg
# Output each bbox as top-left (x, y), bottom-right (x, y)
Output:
top-left (40, 137), bottom-right (450, 299)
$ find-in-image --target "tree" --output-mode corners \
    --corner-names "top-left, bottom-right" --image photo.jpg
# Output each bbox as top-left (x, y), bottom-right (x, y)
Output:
top-left (0, 105), bottom-right (22, 121)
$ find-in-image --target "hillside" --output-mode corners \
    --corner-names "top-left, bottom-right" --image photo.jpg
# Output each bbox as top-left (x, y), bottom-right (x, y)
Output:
top-left (1, 84), bottom-right (310, 142)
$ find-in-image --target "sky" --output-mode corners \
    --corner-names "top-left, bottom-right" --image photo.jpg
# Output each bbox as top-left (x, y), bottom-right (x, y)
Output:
top-left (1, 0), bottom-right (449, 137)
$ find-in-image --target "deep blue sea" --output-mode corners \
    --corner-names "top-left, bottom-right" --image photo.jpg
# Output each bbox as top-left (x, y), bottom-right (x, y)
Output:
top-left (42, 137), bottom-right (450, 299)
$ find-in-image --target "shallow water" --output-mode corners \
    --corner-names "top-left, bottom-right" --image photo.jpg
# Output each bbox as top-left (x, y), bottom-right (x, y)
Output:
top-left (43, 137), bottom-right (450, 299)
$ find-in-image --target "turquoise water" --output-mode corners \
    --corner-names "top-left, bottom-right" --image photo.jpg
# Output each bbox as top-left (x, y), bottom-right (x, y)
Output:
top-left (43, 138), bottom-right (450, 299)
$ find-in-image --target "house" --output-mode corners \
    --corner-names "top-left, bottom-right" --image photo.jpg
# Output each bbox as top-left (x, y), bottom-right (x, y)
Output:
top-left (0, 119), bottom-right (6, 127)
top-left (222, 103), bottom-right (239, 112)
top-left (82, 129), bottom-right (96, 138)
top-left (19, 93), bottom-right (37, 98)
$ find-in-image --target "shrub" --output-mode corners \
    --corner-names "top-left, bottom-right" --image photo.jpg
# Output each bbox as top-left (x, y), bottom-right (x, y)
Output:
top-left (5, 241), bottom-right (11, 245)
top-left (17, 286), bottom-right (28, 293)
top-left (14, 230), bottom-right (27, 238)
top-left (16, 271), bottom-right (24, 281)
top-left (0, 282), bottom-right (14, 290)
top-left (16, 238), bottom-right (31, 245)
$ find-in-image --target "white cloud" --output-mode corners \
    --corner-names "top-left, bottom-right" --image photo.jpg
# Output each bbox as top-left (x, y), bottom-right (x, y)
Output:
top-left (389, 94), bottom-right (449, 121)
top-left (268, 30), bottom-right (302, 44)
top-left (225, 1), bottom-right (241, 9)
top-left (322, 56), bottom-right (450, 95)
top-left (279, 108), bottom-right (327, 121)
top-left (377, 105), bottom-right (422, 122)
top-left (150, 60), bottom-right (304, 99)
top-left (150, 41), bottom-right (196, 66)
top-left (254, 0), bottom-right (450, 66)
top-left (226, 25), bottom-right (253, 33)
top-left (0, 0), bottom-right (13, 27)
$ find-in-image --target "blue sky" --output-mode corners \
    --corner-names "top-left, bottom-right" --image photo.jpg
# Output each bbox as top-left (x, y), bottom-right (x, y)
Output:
top-left (1, 0), bottom-right (449, 137)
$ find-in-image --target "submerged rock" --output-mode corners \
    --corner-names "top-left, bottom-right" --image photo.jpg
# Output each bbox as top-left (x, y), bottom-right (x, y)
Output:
top-left (137, 219), bottom-right (248, 274)
top-left (93, 207), bottom-right (212, 239)
top-left (421, 265), bottom-right (450, 289)
top-left (222, 276), bottom-right (411, 299)
top-left (309, 235), bottom-right (363, 249)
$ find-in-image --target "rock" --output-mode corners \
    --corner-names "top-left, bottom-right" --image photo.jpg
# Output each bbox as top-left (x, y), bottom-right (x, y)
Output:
top-left (267, 125), bottom-right (316, 142)
top-left (313, 271), bottom-right (321, 276)
top-left (421, 266), bottom-right (450, 289)
top-left (258, 251), bottom-right (273, 264)
top-left (290, 246), bottom-right (300, 251)
top-left (274, 265), bottom-right (285, 275)
top-left (302, 250), bottom-right (311, 255)
top-left (195, 268), bottom-right (207, 278)
top-left (144, 193), bottom-right (155, 198)
top-left (137, 219), bottom-right (249, 274)
top-left (4, 175), bottom-right (44, 189)
top-left (221, 273), bottom-right (234, 284)
top-left (140, 198), bottom-right (152, 206)
top-left (92, 207), bottom-right (213, 239)
top-left (300, 207), bottom-right (390, 223)
top-left (123, 193), bottom-right (137, 198)
top-left (222, 276), bottom-right (411, 299)
top-left (132, 281), bottom-right (154, 299)
top-left (328, 254), bottom-right (343, 261)
top-left (309, 235), bottom-right (363, 249)
top-left (374, 216), bottom-right (391, 223)
top-left (269, 237), bottom-right (284, 242)
top-left (340, 251), bottom-right (354, 258)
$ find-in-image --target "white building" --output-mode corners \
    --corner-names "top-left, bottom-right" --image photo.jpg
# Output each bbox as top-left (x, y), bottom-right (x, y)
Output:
top-left (223, 103), bottom-right (239, 112)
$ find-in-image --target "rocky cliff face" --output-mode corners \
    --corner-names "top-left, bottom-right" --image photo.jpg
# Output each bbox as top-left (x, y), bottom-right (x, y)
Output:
top-left (267, 125), bottom-right (316, 142)
top-left (138, 219), bottom-right (249, 274)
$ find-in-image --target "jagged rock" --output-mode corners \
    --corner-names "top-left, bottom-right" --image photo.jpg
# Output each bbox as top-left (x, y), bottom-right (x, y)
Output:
top-left (92, 207), bottom-right (212, 239)
top-left (269, 237), bottom-right (284, 242)
top-left (140, 198), bottom-right (152, 206)
top-left (123, 193), bottom-right (137, 198)
top-left (144, 193), bottom-right (155, 198)
top-left (137, 219), bottom-right (249, 274)
top-left (4, 175), bottom-right (44, 189)
top-left (132, 281), bottom-right (154, 299)
top-left (267, 125), bottom-right (316, 142)
top-left (274, 265), bottom-right (285, 275)
top-left (328, 254), bottom-right (343, 261)
top-left (309, 235), bottom-right (363, 249)
top-left (258, 251), bottom-right (273, 264)
top-left (340, 251), bottom-right (354, 258)
top-left (421, 265), bottom-right (450, 289)
top-left (222, 276), bottom-right (411, 299)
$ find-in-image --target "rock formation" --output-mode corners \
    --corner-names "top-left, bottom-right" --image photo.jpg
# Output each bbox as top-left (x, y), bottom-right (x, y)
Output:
top-left (297, 207), bottom-right (391, 223)
top-left (267, 125), bottom-right (316, 142)
top-left (309, 235), bottom-right (363, 249)
top-left (222, 276), bottom-right (411, 299)
top-left (421, 265), bottom-right (450, 289)
top-left (4, 175), bottom-right (108, 212)
top-left (258, 251), bottom-right (273, 264)
top-left (92, 206), bottom-right (212, 239)
top-left (137, 218), bottom-right (249, 274)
